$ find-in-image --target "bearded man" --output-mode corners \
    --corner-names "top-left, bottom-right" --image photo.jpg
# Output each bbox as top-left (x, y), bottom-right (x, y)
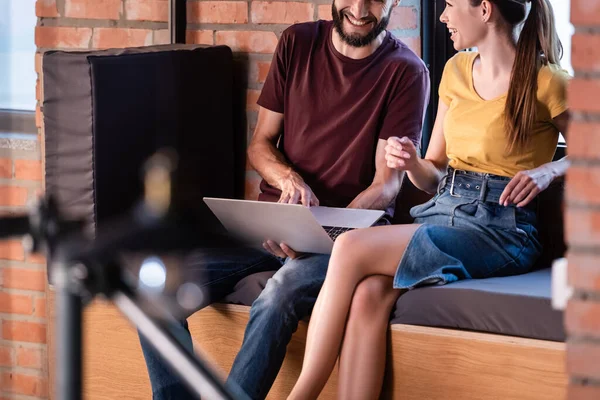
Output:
top-left (140, 1), bottom-right (429, 398)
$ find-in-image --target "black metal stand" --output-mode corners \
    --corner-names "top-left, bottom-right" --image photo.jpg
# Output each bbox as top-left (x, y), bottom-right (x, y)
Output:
top-left (0, 155), bottom-right (248, 400)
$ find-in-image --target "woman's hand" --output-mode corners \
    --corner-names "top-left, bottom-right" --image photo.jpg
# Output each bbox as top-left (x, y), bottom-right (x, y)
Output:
top-left (385, 136), bottom-right (419, 171)
top-left (499, 166), bottom-right (556, 207)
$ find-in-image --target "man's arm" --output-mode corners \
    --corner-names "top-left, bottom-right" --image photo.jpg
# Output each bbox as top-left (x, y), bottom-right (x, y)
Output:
top-left (347, 139), bottom-right (403, 210)
top-left (248, 106), bottom-right (319, 206)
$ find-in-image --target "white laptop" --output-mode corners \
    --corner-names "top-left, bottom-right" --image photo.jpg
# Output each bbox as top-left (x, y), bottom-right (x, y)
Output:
top-left (203, 198), bottom-right (385, 254)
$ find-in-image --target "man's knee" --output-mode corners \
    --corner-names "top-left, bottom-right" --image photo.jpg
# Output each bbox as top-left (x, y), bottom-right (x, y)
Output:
top-left (349, 275), bottom-right (398, 317)
top-left (251, 258), bottom-right (326, 316)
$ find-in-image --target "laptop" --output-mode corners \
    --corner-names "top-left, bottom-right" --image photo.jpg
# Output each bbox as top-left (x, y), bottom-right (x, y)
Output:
top-left (203, 198), bottom-right (385, 254)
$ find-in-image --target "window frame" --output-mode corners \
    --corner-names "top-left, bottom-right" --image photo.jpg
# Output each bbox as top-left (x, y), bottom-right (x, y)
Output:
top-left (420, 0), bottom-right (457, 156)
top-left (0, 109), bottom-right (36, 135)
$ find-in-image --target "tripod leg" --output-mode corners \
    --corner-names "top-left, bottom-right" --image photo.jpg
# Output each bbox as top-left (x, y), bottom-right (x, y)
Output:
top-left (54, 262), bottom-right (84, 400)
top-left (113, 291), bottom-right (247, 400)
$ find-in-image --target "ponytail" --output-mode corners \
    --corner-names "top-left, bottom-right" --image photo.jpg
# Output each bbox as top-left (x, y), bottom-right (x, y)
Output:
top-left (505, 0), bottom-right (563, 150)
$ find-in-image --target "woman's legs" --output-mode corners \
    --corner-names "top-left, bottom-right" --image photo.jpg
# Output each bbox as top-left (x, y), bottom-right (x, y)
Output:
top-left (288, 223), bottom-right (420, 400)
top-left (337, 276), bottom-right (402, 400)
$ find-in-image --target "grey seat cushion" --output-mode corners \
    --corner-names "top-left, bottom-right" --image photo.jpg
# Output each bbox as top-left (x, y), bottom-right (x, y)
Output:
top-left (391, 268), bottom-right (564, 342)
top-left (221, 268), bottom-right (563, 342)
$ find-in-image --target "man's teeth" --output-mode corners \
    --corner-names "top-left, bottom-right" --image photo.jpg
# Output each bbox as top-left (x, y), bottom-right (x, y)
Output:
top-left (449, 29), bottom-right (458, 35)
top-left (347, 15), bottom-right (369, 26)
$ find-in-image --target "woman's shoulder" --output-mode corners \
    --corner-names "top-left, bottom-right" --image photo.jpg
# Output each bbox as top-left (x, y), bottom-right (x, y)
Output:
top-left (537, 63), bottom-right (571, 101)
top-left (536, 63), bottom-right (571, 117)
top-left (445, 51), bottom-right (478, 69)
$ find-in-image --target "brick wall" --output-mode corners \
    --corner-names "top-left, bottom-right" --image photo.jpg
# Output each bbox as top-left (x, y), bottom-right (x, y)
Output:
top-left (566, 1), bottom-right (600, 399)
top-left (21, 0), bottom-right (421, 399)
top-left (2, 1), bottom-right (172, 399)
top-left (184, 0), bottom-right (422, 199)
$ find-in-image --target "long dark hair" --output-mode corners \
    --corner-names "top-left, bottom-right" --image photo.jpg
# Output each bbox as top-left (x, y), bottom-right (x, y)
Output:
top-left (470, 0), bottom-right (563, 149)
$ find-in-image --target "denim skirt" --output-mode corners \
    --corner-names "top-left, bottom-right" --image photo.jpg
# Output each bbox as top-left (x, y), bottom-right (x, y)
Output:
top-left (393, 169), bottom-right (542, 290)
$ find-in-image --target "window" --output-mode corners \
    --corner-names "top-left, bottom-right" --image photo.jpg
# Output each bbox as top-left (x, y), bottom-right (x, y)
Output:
top-left (550, 0), bottom-right (573, 76)
top-left (0, 0), bottom-right (37, 133)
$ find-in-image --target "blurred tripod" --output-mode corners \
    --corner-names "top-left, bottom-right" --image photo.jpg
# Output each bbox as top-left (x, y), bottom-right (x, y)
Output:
top-left (0, 152), bottom-right (248, 400)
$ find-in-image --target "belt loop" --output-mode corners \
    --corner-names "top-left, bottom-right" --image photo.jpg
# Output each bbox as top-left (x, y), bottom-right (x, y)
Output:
top-left (450, 168), bottom-right (461, 198)
top-left (437, 170), bottom-right (450, 194)
top-left (478, 176), bottom-right (488, 202)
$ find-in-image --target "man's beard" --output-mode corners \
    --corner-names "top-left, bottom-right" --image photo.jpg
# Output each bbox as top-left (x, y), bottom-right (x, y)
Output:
top-left (331, 2), bottom-right (390, 48)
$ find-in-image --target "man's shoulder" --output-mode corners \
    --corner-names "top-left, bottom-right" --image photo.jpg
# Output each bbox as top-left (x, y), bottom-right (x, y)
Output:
top-left (384, 34), bottom-right (428, 77)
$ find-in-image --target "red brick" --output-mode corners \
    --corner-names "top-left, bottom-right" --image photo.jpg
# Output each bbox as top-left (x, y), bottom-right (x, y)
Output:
top-left (572, 33), bottom-right (600, 73)
top-left (568, 122), bottom-right (600, 160)
top-left (92, 28), bottom-right (153, 49)
top-left (35, 79), bottom-right (41, 102)
top-left (153, 29), bottom-right (171, 45)
top-left (35, 26), bottom-right (92, 49)
top-left (318, 4), bottom-right (332, 21)
top-left (16, 347), bottom-right (44, 369)
top-left (0, 241), bottom-right (25, 261)
top-left (566, 299), bottom-right (600, 338)
top-left (566, 166), bottom-right (600, 206)
top-left (567, 341), bottom-right (600, 379)
top-left (3, 268), bottom-right (47, 292)
top-left (565, 208), bottom-right (600, 247)
top-left (568, 253), bottom-right (600, 291)
top-left (186, 30), bottom-right (214, 46)
top-left (0, 158), bottom-right (12, 179)
top-left (65, 0), bottom-right (122, 19)
top-left (35, 53), bottom-right (42, 75)
top-left (257, 61), bottom-right (271, 83)
top-left (0, 346), bottom-right (13, 367)
top-left (0, 292), bottom-right (33, 315)
top-left (571, 0), bottom-right (600, 27)
top-left (35, 105), bottom-right (43, 129)
top-left (14, 160), bottom-right (42, 181)
top-left (126, 0), bottom-right (168, 22)
top-left (0, 186), bottom-right (28, 207)
top-left (27, 253), bottom-right (47, 265)
top-left (188, 2), bottom-right (248, 24)
top-left (216, 31), bottom-right (278, 54)
top-left (34, 297), bottom-right (47, 318)
top-left (568, 383), bottom-right (600, 400)
top-left (1, 372), bottom-right (48, 397)
top-left (2, 321), bottom-right (47, 344)
top-left (251, 2), bottom-right (314, 24)
top-left (569, 78), bottom-right (600, 113)
top-left (399, 36), bottom-right (421, 57)
top-left (36, 0), bottom-right (59, 17)
top-left (247, 90), bottom-right (261, 112)
top-left (389, 6), bottom-right (418, 30)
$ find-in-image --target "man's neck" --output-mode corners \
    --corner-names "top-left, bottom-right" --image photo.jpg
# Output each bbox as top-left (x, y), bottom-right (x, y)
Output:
top-left (331, 29), bottom-right (387, 60)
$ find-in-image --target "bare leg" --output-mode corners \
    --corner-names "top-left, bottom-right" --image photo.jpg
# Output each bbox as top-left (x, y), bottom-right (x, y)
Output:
top-left (338, 276), bottom-right (402, 400)
top-left (288, 224), bottom-right (420, 400)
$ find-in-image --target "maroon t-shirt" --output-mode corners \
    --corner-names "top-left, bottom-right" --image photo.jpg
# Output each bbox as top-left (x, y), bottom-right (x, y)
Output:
top-left (257, 20), bottom-right (430, 214)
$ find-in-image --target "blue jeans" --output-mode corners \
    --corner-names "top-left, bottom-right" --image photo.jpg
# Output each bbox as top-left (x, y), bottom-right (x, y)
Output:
top-left (139, 245), bottom-right (329, 399)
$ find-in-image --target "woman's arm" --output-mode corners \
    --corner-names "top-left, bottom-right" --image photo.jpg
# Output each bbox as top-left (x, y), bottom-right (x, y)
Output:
top-left (385, 100), bottom-right (450, 194)
top-left (499, 110), bottom-right (571, 207)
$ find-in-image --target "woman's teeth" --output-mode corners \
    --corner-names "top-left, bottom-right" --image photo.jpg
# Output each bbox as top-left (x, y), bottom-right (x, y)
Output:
top-left (449, 28), bottom-right (458, 35)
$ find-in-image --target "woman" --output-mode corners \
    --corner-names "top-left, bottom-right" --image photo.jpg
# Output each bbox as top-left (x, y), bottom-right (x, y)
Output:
top-left (288, 0), bottom-right (570, 399)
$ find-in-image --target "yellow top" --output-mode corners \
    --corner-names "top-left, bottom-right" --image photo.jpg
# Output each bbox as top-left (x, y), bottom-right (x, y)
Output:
top-left (439, 51), bottom-right (570, 177)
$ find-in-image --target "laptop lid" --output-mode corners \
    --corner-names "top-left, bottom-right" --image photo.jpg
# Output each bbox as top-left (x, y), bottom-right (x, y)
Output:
top-left (203, 198), bottom-right (335, 254)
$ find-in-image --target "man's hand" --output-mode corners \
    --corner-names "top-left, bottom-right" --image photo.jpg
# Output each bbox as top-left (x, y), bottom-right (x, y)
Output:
top-left (263, 240), bottom-right (300, 259)
top-left (385, 136), bottom-right (419, 171)
top-left (499, 166), bottom-right (555, 207)
top-left (277, 172), bottom-right (320, 206)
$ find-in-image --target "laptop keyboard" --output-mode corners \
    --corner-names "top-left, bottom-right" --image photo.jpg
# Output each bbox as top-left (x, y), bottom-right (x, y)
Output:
top-left (322, 226), bottom-right (354, 241)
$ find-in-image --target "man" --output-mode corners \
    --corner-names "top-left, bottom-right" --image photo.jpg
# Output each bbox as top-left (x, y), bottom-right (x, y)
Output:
top-left (140, 0), bottom-right (429, 397)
